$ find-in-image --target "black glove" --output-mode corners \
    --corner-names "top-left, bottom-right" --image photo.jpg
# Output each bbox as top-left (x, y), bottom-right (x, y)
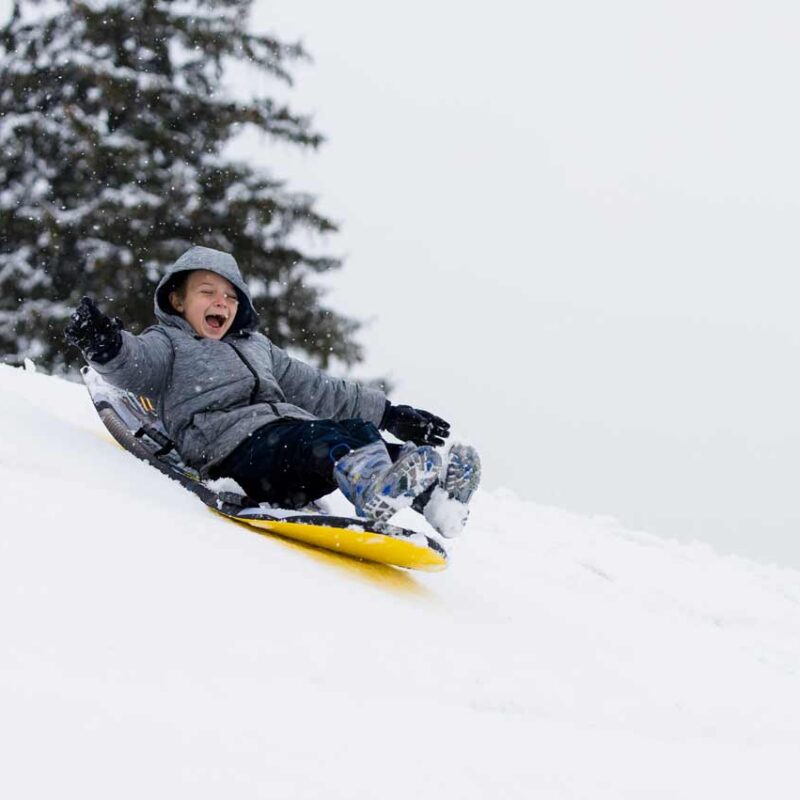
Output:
top-left (380, 403), bottom-right (450, 447)
top-left (64, 296), bottom-right (124, 365)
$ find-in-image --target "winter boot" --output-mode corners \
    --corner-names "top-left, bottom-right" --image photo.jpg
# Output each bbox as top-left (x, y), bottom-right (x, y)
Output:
top-left (412, 443), bottom-right (481, 538)
top-left (333, 440), bottom-right (442, 523)
top-left (441, 442), bottom-right (481, 504)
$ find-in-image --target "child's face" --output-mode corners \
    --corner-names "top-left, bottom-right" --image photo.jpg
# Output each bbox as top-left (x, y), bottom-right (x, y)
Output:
top-left (169, 270), bottom-right (240, 339)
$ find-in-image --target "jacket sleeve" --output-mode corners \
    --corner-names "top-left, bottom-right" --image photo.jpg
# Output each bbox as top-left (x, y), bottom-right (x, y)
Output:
top-left (89, 327), bottom-right (174, 399)
top-left (270, 341), bottom-right (387, 426)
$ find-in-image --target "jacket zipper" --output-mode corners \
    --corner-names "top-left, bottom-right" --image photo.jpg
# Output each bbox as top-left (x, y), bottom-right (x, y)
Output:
top-left (227, 342), bottom-right (279, 414)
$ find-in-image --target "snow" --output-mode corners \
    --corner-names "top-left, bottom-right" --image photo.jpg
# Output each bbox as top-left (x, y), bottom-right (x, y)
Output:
top-left (423, 484), bottom-right (469, 538)
top-left (1, 362), bottom-right (800, 798)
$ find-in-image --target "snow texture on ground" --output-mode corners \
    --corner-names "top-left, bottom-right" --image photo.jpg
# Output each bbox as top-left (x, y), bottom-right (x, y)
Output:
top-left (1, 363), bottom-right (800, 799)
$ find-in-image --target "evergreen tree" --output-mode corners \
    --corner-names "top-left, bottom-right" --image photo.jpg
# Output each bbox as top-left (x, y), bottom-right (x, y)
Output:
top-left (0, 0), bottom-right (362, 372)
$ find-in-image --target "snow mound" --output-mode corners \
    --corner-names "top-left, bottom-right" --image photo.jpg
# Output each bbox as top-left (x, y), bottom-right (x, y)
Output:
top-left (1, 364), bottom-right (800, 799)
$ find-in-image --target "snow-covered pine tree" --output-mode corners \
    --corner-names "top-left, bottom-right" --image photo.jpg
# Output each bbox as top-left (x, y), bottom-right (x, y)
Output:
top-left (0, 0), bottom-right (362, 372)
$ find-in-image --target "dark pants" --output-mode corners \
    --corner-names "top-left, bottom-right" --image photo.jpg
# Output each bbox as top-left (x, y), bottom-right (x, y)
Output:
top-left (212, 418), bottom-right (403, 509)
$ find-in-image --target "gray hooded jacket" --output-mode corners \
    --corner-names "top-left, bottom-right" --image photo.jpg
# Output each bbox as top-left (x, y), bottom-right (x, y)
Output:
top-left (92, 246), bottom-right (387, 476)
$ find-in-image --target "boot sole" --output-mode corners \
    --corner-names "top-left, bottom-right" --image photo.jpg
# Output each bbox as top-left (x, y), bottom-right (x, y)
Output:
top-left (362, 448), bottom-right (441, 523)
top-left (443, 443), bottom-right (481, 505)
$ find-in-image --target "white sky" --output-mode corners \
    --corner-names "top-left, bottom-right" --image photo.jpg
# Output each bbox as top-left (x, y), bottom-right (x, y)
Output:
top-left (245, 0), bottom-right (800, 567)
top-left (3, 0), bottom-right (800, 566)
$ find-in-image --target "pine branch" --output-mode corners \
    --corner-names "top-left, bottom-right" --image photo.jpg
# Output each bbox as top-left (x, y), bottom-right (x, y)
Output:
top-left (0, 0), bottom-right (363, 372)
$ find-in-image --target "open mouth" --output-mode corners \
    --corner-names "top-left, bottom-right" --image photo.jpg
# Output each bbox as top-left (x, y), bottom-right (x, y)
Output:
top-left (205, 313), bottom-right (228, 330)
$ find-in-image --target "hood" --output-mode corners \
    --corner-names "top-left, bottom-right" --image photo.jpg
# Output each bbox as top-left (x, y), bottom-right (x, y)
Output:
top-left (154, 246), bottom-right (259, 335)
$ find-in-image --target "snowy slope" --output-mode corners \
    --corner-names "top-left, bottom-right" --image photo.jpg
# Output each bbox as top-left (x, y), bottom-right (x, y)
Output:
top-left (2, 363), bottom-right (800, 799)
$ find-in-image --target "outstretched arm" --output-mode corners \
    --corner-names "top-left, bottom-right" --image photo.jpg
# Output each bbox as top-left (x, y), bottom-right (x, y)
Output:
top-left (65, 297), bottom-right (173, 397)
top-left (270, 341), bottom-right (450, 445)
top-left (270, 342), bottom-right (387, 426)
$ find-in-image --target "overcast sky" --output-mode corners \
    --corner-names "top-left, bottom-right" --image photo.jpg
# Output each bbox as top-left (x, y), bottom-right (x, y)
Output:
top-left (244, 0), bottom-right (800, 567)
top-left (4, 0), bottom-right (800, 566)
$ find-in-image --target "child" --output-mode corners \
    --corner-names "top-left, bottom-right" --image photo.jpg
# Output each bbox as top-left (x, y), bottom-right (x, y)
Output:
top-left (65, 246), bottom-right (480, 535)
